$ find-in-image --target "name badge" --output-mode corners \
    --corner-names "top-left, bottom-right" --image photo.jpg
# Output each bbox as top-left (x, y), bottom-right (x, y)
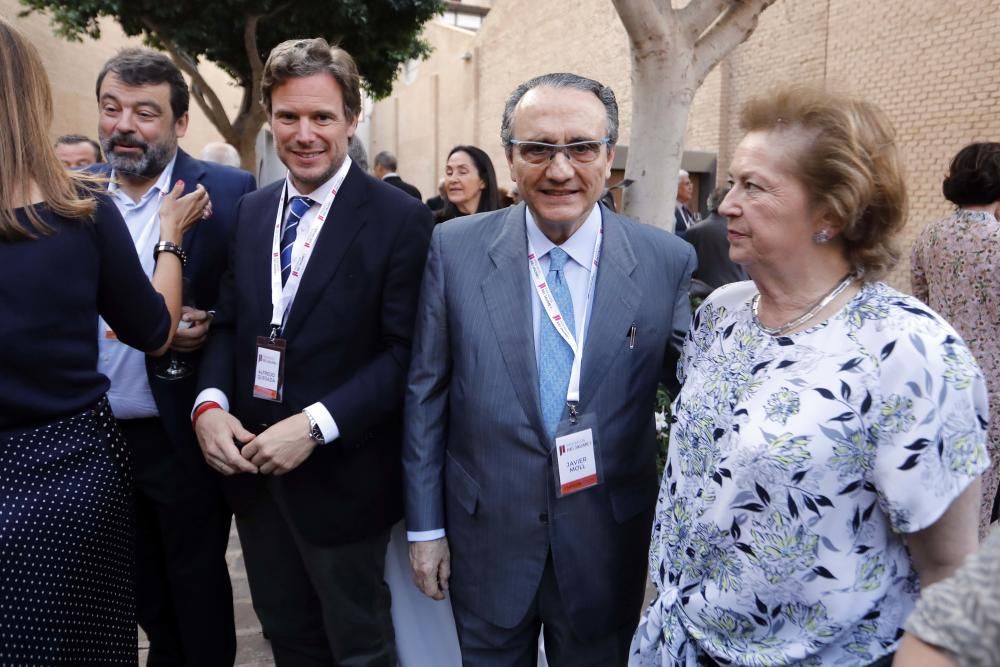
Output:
top-left (552, 411), bottom-right (602, 497)
top-left (253, 336), bottom-right (286, 402)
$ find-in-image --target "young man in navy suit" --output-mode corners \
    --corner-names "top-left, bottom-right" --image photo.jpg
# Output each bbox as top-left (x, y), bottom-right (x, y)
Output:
top-left (193, 39), bottom-right (433, 665)
top-left (93, 48), bottom-right (256, 665)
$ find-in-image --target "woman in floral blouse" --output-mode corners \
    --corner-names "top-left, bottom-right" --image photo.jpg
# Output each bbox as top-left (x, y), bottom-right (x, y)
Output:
top-left (911, 142), bottom-right (1000, 539)
top-left (631, 86), bottom-right (989, 667)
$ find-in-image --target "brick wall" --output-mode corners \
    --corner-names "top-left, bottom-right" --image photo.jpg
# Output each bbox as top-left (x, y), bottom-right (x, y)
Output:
top-left (373, 0), bottom-right (999, 290)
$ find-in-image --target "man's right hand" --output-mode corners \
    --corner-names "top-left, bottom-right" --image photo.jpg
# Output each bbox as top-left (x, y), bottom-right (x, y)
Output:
top-left (409, 537), bottom-right (451, 600)
top-left (194, 407), bottom-right (258, 475)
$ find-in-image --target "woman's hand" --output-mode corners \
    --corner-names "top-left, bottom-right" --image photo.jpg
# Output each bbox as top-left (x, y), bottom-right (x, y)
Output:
top-left (159, 180), bottom-right (210, 244)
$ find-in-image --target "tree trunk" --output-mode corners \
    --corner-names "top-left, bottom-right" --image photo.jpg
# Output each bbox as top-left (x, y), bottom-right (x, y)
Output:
top-left (230, 120), bottom-right (264, 173)
top-left (613, 0), bottom-right (778, 233)
top-left (622, 59), bottom-right (696, 232)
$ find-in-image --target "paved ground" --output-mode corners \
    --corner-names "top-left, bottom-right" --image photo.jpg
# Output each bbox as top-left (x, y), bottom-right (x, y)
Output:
top-left (138, 522), bottom-right (660, 666)
top-left (140, 521), bottom-right (275, 666)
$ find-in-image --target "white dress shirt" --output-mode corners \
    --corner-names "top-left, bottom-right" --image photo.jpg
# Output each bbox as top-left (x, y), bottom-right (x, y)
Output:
top-left (194, 158), bottom-right (354, 444)
top-left (408, 204), bottom-right (602, 542)
top-left (98, 152), bottom-right (177, 419)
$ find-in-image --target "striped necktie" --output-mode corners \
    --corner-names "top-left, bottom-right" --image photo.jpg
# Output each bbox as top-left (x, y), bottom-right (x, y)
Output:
top-left (281, 195), bottom-right (315, 285)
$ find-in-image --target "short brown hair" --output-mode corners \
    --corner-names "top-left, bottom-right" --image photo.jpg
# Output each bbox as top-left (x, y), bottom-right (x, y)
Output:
top-left (739, 84), bottom-right (908, 279)
top-left (261, 38), bottom-right (361, 122)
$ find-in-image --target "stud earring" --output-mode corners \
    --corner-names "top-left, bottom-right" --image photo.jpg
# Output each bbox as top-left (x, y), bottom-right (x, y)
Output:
top-left (813, 229), bottom-right (831, 244)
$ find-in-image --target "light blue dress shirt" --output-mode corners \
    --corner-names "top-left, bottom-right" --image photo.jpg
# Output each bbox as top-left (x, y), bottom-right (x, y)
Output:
top-left (97, 152), bottom-right (177, 419)
top-left (407, 204), bottom-right (602, 542)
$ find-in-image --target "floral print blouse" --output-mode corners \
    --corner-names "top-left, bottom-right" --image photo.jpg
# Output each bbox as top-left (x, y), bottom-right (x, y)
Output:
top-left (631, 280), bottom-right (989, 667)
top-left (911, 208), bottom-right (1000, 539)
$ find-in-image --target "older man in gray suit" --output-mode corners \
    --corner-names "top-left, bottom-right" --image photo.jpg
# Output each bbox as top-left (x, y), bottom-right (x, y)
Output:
top-left (403, 72), bottom-right (696, 667)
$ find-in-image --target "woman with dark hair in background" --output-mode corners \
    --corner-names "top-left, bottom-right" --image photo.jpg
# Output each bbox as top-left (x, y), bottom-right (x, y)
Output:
top-left (436, 144), bottom-right (501, 222)
top-left (911, 141), bottom-right (1000, 539)
top-left (0, 17), bottom-right (203, 664)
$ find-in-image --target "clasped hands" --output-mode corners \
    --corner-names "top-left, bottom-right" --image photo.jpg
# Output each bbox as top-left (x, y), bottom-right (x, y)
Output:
top-left (194, 409), bottom-right (317, 476)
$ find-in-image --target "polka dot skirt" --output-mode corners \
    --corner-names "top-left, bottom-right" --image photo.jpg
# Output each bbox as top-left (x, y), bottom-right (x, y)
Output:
top-left (0, 397), bottom-right (137, 665)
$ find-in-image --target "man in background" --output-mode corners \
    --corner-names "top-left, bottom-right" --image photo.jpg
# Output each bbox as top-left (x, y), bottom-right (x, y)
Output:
top-left (673, 168), bottom-right (697, 234)
top-left (374, 149), bottom-right (422, 200)
top-left (682, 184), bottom-right (749, 297)
top-left (55, 133), bottom-right (102, 168)
top-left (200, 141), bottom-right (242, 168)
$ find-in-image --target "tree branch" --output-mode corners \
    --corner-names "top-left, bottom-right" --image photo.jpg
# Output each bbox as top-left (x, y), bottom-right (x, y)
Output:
top-left (679, 0), bottom-right (731, 39)
top-left (611, 0), bottom-right (672, 56)
top-left (244, 14), bottom-right (264, 99)
top-left (141, 17), bottom-right (234, 137)
top-left (691, 0), bottom-right (777, 85)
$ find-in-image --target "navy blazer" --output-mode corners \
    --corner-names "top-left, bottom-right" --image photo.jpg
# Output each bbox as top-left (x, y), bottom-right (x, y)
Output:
top-left (92, 149), bottom-right (257, 474)
top-left (198, 163), bottom-right (434, 546)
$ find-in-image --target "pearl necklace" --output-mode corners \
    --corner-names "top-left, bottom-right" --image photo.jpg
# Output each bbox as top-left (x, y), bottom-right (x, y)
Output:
top-left (752, 272), bottom-right (857, 336)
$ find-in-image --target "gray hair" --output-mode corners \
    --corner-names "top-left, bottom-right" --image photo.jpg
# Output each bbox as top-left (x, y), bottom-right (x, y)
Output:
top-left (199, 142), bottom-right (241, 168)
top-left (348, 135), bottom-right (369, 172)
top-left (500, 72), bottom-right (618, 154)
top-left (373, 150), bottom-right (397, 171)
top-left (678, 169), bottom-right (690, 179)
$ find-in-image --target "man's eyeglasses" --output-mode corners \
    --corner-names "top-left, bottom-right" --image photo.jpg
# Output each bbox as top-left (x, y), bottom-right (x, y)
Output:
top-left (508, 138), bottom-right (611, 165)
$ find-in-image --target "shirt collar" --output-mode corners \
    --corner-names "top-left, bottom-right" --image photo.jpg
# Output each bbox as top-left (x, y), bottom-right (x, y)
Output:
top-left (382, 172), bottom-right (400, 180)
top-left (285, 156), bottom-right (353, 204)
top-left (108, 151), bottom-right (178, 205)
top-left (957, 208), bottom-right (998, 223)
top-left (525, 203), bottom-right (601, 270)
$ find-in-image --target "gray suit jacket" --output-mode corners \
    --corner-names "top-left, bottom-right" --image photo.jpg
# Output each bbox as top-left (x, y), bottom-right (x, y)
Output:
top-left (403, 203), bottom-right (695, 636)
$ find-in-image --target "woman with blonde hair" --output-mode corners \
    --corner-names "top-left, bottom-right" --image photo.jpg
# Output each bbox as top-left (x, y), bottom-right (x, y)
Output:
top-left (631, 85), bottom-right (988, 666)
top-left (0, 18), bottom-right (204, 663)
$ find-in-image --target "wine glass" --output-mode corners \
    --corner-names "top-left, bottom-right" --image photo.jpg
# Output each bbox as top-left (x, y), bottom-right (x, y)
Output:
top-left (155, 278), bottom-right (194, 381)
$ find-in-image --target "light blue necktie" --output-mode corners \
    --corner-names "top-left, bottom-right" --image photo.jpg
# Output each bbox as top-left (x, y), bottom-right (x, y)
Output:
top-left (538, 247), bottom-right (576, 437)
top-left (281, 196), bottom-right (315, 285)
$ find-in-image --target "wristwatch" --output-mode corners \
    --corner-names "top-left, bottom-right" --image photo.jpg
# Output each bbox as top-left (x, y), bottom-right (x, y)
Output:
top-left (304, 409), bottom-right (324, 445)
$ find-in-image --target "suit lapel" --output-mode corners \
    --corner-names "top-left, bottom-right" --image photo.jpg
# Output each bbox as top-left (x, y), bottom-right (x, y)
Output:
top-left (579, 209), bottom-right (639, 409)
top-left (481, 204), bottom-right (547, 442)
top-left (281, 163), bottom-right (369, 337)
top-left (170, 149), bottom-right (207, 253)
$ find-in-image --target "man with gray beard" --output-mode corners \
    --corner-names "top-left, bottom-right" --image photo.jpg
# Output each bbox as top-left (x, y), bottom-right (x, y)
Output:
top-left (92, 48), bottom-right (255, 666)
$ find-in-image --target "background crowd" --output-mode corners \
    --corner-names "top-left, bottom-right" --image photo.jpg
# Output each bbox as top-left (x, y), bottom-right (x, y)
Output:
top-left (1, 13), bottom-right (998, 667)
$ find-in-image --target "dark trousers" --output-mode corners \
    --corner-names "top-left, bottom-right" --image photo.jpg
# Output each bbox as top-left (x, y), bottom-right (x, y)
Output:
top-left (452, 552), bottom-right (636, 667)
top-left (234, 479), bottom-right (396, 667)
top-left (118, 418), bottom-right (236, 667)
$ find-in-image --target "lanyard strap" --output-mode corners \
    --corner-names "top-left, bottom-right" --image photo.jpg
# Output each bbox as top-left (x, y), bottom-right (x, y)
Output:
top-left (268, 174), bottom-right (345, 334)
top-left (527, 225), bottom-right (603, 404)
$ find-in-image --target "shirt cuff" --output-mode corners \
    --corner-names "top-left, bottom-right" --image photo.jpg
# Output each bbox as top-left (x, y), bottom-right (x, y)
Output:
top-left (408, 529), bottom-right (447, 541)
top-left (303, 402), bottom-right (339, 445)
top-left (192, 388), bottom-right (230, 418)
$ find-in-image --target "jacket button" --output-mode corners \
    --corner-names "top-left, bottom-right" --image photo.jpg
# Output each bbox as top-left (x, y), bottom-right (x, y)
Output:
top-left (539, 513), bottom-right (549, 524)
